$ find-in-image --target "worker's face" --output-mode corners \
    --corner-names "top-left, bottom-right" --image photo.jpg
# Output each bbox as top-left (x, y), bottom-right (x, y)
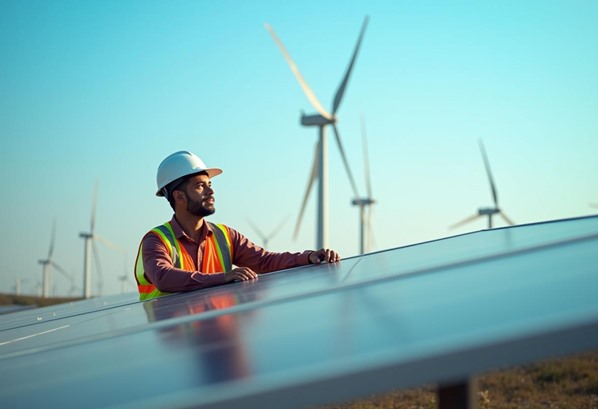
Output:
top-left (177, 174), bottom-right (215, 217)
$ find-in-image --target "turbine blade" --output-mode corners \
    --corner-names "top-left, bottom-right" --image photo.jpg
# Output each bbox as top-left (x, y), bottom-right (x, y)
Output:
top-left (293, 144), bottom-right (319, 240)
top-left (264, 23), bottom-right (332, 120)
top-left (360, 114), bottom-right (373, 199)
top-left (51, 261), bottom-right (72, 281)
top-left (449, 213), bottom-right (483, 230)
top-left (500, 211), bottom-right (515, 226)
top-left (269, 217), bottom-right (288, 240)
top-left (90, 179), bottom-right (99, 233)
top-left (331, 123), bottom-right (360, 199)
top-left (332, 16), bottom-right (369, 115)
top-left (248, 217), bottom-right (288, 247)
top-left (48, 219), bottom-right (56, 259)
top-left (478, 139), bottom-right (498, 207)
top-left (95, 234), bottom-right (126, 253)
top-left (246, 219), bottom-right (267, 242)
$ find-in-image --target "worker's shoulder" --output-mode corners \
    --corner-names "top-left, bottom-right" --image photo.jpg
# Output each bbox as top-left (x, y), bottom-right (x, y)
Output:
top-left (208, 222), bottom-right (244, 239)
top-left (140, 221), bottom-right (174, 241)
top-left (207, 221), bottom-right (234, 232)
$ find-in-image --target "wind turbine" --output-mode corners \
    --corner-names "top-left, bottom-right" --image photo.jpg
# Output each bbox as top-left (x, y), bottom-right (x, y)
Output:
top-left (352, 115), bottom-right (376, 254)
top-left (14, 278), bottom-right (28, 295)
top-left (265, 17), bottom-right (368, 249)
top-left (118, 252), bottom-right (134, 294)
top-left (80, 181), bottom-right (99, 299)
top-left (79, 181), bottom-right (125, 298)
top-left (450, 140), bottom-right (515, 230)
top-left (246, 218), bottom-right (287, 248)
top-left (39, 220), bottom-right (73, 298)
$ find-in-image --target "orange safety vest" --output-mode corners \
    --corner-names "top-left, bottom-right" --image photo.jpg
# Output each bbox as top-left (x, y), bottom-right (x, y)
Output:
top-left (135, 221), bottom-right (233, 300)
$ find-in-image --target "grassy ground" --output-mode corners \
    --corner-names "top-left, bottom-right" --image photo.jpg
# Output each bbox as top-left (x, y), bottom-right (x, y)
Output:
top-left (320, 351), bottom-right (598, 409)
top-left (2, 294), bottom-right (597, 408)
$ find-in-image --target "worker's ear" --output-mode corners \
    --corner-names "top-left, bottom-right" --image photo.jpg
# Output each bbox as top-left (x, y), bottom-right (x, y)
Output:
top-left (173, 190), bottom-right (185, 203)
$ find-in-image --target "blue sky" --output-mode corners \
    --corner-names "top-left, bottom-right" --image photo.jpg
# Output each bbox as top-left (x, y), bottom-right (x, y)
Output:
top-left (1, 0), bottom-right (597, 297)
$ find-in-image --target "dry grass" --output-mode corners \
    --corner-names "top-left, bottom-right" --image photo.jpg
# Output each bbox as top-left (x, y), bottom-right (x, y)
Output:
top-left (320, 351), bottom-right (598, 409)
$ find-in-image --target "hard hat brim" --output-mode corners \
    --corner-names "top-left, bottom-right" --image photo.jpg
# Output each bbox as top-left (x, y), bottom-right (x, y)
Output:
top-left (155, 168), bottom-right (222, 196)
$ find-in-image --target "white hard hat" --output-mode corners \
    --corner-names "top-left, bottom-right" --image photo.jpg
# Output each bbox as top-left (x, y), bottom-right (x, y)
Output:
top-left (156, 150), bottom-right (222, 196)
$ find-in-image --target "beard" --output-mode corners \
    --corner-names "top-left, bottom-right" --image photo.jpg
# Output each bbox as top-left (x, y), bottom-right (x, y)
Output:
top-left (185, 192), bottom-right (215, 218)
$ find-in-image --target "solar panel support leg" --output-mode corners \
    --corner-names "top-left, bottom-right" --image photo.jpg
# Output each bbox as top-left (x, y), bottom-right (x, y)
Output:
top-left (438, 377), bottom-right (478, 409)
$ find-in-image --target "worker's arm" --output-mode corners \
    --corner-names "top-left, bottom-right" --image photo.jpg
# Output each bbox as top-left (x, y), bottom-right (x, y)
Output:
top-left (227, 226), bottom-right (340, 273)
top-left (142, 233), bottom-right (228, 292)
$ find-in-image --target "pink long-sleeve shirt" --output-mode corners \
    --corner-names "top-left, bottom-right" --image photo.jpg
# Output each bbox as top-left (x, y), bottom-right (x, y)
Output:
top-left (140, 216), bottom-right (312, 293)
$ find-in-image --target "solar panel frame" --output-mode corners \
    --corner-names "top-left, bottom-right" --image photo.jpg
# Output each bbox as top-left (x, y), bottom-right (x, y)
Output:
top-left (1, 215), bottom-right (597, 409)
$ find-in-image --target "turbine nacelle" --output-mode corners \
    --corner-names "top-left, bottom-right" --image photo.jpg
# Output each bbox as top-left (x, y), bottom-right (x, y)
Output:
top-left (301, 113), bottom-right (336, 127)
top-left (478, 207), bottom-right (499, 216)
top-left (352, 198), bottom-right (375, 206)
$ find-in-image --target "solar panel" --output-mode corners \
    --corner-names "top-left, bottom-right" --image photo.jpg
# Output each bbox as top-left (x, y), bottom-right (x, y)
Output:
top-left (1, 215), bottom-right (597, 409)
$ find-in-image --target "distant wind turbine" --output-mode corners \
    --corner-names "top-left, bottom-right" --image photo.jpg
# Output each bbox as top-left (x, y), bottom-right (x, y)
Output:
top-left (118, 252), bottom-right (134, 294)
top-left (247, 218), bottom-right (288, 248)
top-left (39, 219), bottom-right (74, 298)
top-left (13, 278), bottom-right (28, 296)
top-left (450, 140), bottom-right (515, 230)
top-left (265, 16), bottom-right (369, 249)
top-left (80, 180), bottom-right (125, 298)
top-left (352, 115), bottom-right (376, 254)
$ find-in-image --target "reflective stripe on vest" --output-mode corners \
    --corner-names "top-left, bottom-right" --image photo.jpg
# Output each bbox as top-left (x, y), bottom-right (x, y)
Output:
top-left (135, 222), bottom-right (233, 300)
top-left (210, 223), bottom-right (233, 273)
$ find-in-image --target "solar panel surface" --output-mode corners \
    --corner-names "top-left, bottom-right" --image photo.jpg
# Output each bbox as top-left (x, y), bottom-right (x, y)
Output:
top-left (1, 215), bottom-right (597, 408)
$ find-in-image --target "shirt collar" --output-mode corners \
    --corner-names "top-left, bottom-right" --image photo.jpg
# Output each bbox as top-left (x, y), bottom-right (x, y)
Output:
top-left (170, 215), bottom-right (213, 241)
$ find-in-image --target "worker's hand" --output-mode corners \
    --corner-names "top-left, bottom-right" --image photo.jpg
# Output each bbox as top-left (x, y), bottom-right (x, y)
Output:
top-left (309, 248), bottom-right (341, 264)
top-left (224, 267), bottom-right (258, 283)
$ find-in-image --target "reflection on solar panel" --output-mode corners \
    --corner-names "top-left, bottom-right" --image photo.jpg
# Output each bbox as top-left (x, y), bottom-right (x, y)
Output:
top-left (1, 215), bottom-right (597, 409)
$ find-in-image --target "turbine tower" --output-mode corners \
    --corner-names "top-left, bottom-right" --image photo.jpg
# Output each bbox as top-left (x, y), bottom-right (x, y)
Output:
top-left (80, 181), bottom-right (99, 299)
top-left (265, 17), bottom-right (369, 249)
top-left (450, 140), bottom-right (515, 230)
top-left (39, 220), bottom-right (73, 298)
top-left (352, 115), bottom-right (376, 254)
top-left (118, 252), bottom-right (133, 294)
top-left (14, 278), bottom-right (28, 296)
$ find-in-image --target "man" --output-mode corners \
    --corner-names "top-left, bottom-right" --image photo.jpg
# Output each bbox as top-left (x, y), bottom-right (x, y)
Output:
top-left (135, 150), bottom-right (340, 300)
